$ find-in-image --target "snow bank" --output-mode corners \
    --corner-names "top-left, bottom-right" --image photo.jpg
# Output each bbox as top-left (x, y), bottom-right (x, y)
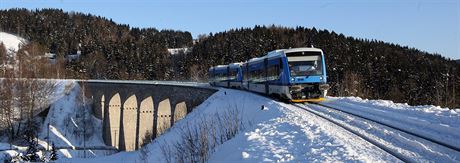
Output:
top-left (71, 89), bottom-right (398, 162)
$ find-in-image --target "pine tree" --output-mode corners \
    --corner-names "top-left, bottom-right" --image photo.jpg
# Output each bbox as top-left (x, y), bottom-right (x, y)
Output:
top-left (49, 143), bottom-right (58, 161)
top-left (22, 134), bottom-right (40, 162)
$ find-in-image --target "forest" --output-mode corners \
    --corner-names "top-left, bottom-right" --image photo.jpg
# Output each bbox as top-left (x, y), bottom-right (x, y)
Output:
top-left (0, 8), bottom-right (458, 108)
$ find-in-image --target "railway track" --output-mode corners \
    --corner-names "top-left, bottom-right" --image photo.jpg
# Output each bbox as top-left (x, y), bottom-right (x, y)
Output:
top-left (292, 103), bottom-right (460, 163)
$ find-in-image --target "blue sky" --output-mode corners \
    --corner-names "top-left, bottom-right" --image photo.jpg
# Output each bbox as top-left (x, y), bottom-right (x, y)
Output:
top-left (1, 0), bottom-right (459, 59)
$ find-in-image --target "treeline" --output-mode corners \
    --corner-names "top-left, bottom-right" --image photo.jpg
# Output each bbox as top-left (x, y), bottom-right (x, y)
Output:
top-left (1, 9), bottom-right (458, 108)
top-left (0, 41), bottom-right (58, 145)
top-left (186, 26), bottom-right (459, 108)
top-left (0, 8), bottom-right (192, 80)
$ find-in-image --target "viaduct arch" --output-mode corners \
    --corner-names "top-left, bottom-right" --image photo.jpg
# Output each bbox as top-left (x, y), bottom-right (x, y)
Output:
top-left (81, 80), bottom-right (217, 151)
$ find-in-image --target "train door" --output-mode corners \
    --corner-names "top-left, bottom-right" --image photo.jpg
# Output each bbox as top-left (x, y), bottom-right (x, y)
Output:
top-left (247, 63), bottom-right (250, 90)
top-left (264, 58), bottom-right (269, 95)
top-left (227, 67), bottom-right (230, 88)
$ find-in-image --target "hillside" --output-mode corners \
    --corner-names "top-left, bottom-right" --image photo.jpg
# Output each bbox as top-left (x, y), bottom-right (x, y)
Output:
top-left (186, 26), bottom-right (460, 108)
top-left (0, 8), bottom-right (192, 80)
top-left (62, 88), bottom-right (459, 162)
top-left (0, 9), bottom-right (458, 108)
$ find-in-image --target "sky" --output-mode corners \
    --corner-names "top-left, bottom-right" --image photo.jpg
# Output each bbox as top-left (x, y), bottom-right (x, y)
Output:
top-left (1, 0), bottom-right (459, 59)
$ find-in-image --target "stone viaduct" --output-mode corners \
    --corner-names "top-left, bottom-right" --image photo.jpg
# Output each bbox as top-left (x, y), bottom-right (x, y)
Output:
top-left (79, 80), bottom-right (217, 151)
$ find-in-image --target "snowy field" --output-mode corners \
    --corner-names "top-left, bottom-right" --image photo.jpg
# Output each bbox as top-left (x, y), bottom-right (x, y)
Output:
top-left (1, 81), bottom-right (459, 162)
top-left (63, 87), bottom-right (458, 162)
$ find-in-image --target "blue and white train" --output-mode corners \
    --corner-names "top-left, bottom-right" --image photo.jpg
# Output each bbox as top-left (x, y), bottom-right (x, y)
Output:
top-left (208, 47), bottom-right (329, 102)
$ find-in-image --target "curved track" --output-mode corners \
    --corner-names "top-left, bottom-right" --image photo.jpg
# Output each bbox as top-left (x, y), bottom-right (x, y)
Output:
top-left (292, 103), bottom-right (460, 162)
top-left (310, 103), bottom-right (460, 152)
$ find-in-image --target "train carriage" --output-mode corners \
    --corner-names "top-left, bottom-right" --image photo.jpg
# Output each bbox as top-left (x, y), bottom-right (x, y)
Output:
top-left (208, 63), bottom-right (243, 88)
top-left (209, 47), bottom-right (329, 102)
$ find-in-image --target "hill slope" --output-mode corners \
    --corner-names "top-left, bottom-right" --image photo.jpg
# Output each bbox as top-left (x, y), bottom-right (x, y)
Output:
top-left (0, 9), bottom-right (458, 107)
top-left (0, 8), bottom-right (192, 80)
top-left (65, 88), bottom-right (459, 162)
top-left (186, 26), bottom-right (460, 107)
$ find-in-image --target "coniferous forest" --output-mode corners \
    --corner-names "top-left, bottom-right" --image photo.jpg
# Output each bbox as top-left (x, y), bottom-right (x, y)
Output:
top-left (0, 8), bottom-right (458, 108)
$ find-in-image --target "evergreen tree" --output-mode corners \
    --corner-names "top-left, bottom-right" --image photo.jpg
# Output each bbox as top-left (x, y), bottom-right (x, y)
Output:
top-left (22, 134), bottom-right (40, 162)
top-left (49, 143), bottom-right (58, 161)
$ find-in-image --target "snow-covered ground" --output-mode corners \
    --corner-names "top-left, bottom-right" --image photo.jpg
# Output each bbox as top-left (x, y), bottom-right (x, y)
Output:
top-left (304, 97), bottom-right (460, 162)
top-left (2, 83), bottom-right (459, 162)
top-left (321, 97), bottom-right (460, 148)
top-left (65, 88), bottom-right (460, 163)
top-left (37, 80), bottom-right (109, 158)
top-left (0, 80), bottom-right (113, 161)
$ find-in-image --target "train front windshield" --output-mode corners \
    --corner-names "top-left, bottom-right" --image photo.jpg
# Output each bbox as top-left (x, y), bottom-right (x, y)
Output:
top-left (287, 54), bottom-right (323, 77)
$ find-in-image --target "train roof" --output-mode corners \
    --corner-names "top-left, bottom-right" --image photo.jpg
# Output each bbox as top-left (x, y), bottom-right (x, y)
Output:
top-left (209, 65), bottom-right (228, 71)
top-left (282, 47), bottom-right (323, 53)
top-left (229, 62), bottom-right (243, 68)
top-left (247, 47), bottom-right (323, 63)
top-left (247, 51), bottom-right (282, 63)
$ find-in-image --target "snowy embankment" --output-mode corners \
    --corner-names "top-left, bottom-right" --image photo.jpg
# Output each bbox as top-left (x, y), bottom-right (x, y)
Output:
top-left (0, 80), bottom-right (109, 161)
top-left (3, 81), bottom-right (458, 162)
top-left (74, 89), bottom-right (433, 163)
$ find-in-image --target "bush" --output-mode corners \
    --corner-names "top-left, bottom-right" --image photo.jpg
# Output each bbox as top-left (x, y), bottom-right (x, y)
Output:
top-left (159, 106), bottom-right (246, 163)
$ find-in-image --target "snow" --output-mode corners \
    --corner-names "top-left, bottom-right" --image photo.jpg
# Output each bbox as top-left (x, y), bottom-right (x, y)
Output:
top-left (37, 80), bottom-right (109, 158)
top-left (2, 81), bottom-right (459, 162)
top-left (321, 96), bottom-right (460, 149)
top-left (167, 47), bottom-right (190, 55)
top-left (209, 101), bottom-right (398, 162)
top-left (0, 80), bottom-right (112, 161)
top-left (304, 102), bottom-right (460, 162)
top-left (0, 32), bottom-right (27, 54)
top-left (69, 89), bottom-right (410, 162)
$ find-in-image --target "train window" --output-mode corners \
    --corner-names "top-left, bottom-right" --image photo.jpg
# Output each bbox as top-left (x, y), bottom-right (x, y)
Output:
top-left (265, 59), bottom-right (281, 81)
top-left (288, 60), bottom-right (322, 77)
top-left (229, 69), bottom-right (237, 81)
top-left (251, 68), bottom-right (265, 83)
top-left (287, 55), bottom-right (322, 77)
top-left (267, 65), bottom-right (280, 81)
top-left (208, 72), bottom-right (214, 82)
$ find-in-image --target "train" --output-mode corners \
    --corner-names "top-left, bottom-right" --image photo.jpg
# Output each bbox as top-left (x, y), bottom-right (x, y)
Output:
top-left (208, 47), bottom-right (330, 102)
